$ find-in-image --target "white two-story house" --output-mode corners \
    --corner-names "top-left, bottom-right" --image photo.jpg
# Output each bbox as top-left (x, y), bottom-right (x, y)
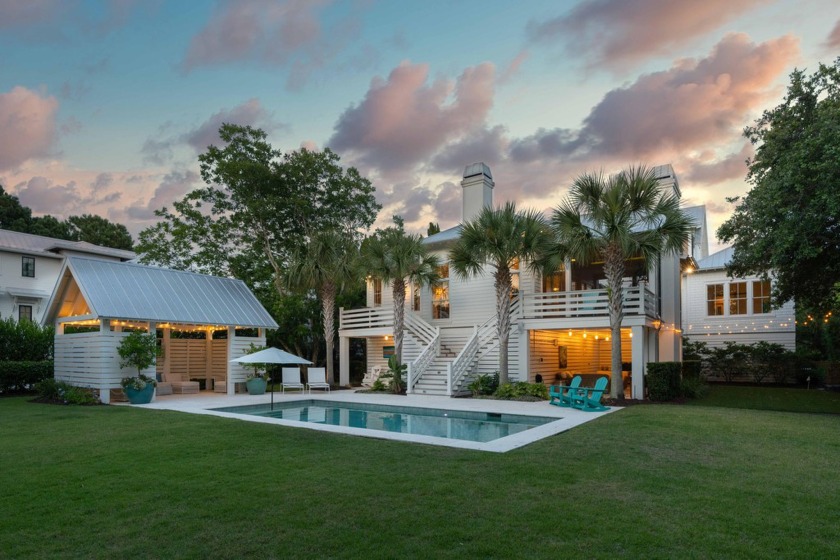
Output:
top-left (680, 220), bottom-right (795, 350)
top-left (338, 163), bottom-right (685, 399)
top-left (0, 229), bottom-right (135, 324)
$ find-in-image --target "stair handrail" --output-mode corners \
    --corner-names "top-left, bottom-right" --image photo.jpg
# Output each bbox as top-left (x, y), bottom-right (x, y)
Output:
top-left (404, 311), bottom-right (437, 346)
top-left (447, 325), bottom-right (480, 396)
top-left (407, 327), bottom-right (439, 394)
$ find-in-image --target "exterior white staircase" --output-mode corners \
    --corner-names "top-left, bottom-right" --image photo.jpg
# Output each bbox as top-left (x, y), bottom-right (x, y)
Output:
top-left (405, 297), bottom-right (519, 396)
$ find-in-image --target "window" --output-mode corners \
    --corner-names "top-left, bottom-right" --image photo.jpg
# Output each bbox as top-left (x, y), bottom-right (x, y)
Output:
top-left (432, 263), bottom-right (449, 319)
top-left (729, 282), bottom-right (747, 315)
top-left (510, 259), bottom-right (520, 299)
top-left (542, 267), bottom-right (566, 292)
top-left (753, 280), bottom-right (771, 314)
top-left (22, 256), bottom-right (35, 278)
top-left (372, 278), bottom-right (382, 307)
top-left (19, 305), bottom-right (33, 322)
top-left (412, 282), bottom-right (420, 312)
top-left (707, 284), bottom-right (724, 316)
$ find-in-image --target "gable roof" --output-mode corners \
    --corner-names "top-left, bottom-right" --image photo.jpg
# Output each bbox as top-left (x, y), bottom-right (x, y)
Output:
top-left (0, 228), bottom-right (135, 261)
top-left (45, 257), bottom-right (278, 328)
top-left (696, 247), bottom-right (734, 271)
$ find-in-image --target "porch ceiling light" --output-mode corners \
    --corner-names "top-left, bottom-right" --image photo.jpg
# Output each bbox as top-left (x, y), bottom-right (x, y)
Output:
top-left (652, 318), bottom-right (662, 331)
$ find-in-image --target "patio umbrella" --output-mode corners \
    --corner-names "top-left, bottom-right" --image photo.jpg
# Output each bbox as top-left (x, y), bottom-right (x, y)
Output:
top-left (230, 347), bottom-right (313, 409)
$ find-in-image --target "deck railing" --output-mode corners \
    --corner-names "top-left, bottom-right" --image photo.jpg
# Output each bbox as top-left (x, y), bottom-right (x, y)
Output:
top-left (339, 306), bottom-right (393, 330)
top-left (521, 287), bottom-right (656, 320)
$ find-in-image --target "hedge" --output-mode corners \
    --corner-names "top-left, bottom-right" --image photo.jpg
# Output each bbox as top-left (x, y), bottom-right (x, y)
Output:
top-left (647, 362), bottom-right (681, 401)
top-left (0, 361), bottom-right (54, 393)
top-left (0, 317), bottom-right (54, 361)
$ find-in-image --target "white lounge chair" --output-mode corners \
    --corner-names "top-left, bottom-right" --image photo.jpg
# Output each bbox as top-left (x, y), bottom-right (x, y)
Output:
top-left (306, 367), bottom-right (330, 393)
top-left (282, 367), bottom-right (305, 393)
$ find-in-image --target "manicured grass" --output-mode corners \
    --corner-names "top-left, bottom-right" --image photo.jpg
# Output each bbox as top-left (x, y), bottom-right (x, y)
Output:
top-left (2, 397), bottom-right (839, 559)
top-left (687, 384), bottom-right (840, 414)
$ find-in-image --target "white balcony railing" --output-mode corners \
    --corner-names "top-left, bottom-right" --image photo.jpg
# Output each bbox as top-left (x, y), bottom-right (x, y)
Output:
top-left (521, 287), bottom-right (657, 320)
top-left (339, 306), bottom-right (393, 330)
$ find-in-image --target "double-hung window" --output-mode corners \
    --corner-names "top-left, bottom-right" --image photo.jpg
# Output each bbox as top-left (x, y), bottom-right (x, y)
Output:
top-left (707, 284), bottom-right (724, 316)
top-left (22, 256), bottom-right (35, 278)
top-left (432, 264), bottom-right (450, 319)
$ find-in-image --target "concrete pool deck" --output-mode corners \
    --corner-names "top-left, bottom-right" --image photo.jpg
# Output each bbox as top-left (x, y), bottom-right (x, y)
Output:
top-left (132, 390), bottom-right (621, 452)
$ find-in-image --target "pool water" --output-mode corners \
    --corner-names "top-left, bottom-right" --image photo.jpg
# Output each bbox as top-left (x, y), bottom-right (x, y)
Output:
top-left (212, 400), bottom-right (557, 443)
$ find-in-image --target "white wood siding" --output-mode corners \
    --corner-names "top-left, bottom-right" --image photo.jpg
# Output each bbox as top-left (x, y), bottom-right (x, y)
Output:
top-left (226, 335), bottom-right (265, 385)
top-left (0, 250), bottom-right (63, 323)
top-left (681, 268), bottom-right (795, 349)
top-left (54, 331), bottom-right (140, 390)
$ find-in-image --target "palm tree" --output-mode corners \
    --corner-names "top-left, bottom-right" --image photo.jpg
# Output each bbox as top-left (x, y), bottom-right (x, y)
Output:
top-left (361, 221), bottom-right (440, 366)
top-left (286, 230), bottom-right (360, 384)
top-left (449, 202), bottom-right (551, 385)
top-left (550, 165), bottom-right (695, 399)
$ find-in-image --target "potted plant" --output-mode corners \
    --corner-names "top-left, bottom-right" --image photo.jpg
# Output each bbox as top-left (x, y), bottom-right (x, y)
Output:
top-left (120, 374), bottom-right (157, 404)
top-left (243, 343), bottom-right (269, 395)
top-left (118, 331), bottom-right (162, 404)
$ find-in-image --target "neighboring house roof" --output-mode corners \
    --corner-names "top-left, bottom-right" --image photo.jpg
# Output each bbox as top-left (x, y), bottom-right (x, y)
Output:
top-left (0, 228), bottom-right (135, 261)
top-left (696, 247), bottom-right (734, 271)
top-left (423, 224), bottom-right (462, 247)
top-left (45, 257), bottom-right (278, 328)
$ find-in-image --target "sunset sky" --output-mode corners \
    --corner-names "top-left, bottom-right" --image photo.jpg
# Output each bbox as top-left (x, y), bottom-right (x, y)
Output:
top-left (2, 0), bottom-right (839, 253)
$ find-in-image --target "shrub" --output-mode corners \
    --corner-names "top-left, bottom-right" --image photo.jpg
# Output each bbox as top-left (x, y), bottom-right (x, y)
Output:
top-left (35, 378), bottom-right (99, 405)
top-left (647, 362), bottom-right (682, 401)
top-left (682, 360), bottom-right (703, 380)
top-left (494, 382), bottom-right (549, 400)
top-left (680, 376), bottom-right (709, 399)
top-left (706, 342), bottom-right (752, 383)
top-left (0, 361), bottom-right (54, 393)
top-left (378, 355), bottom-right (406, 394)
top-left (370, 379), bottom-right (387, 392)
top-left (468, 372), bottom-right (499, 396)
top-left (0, 317), bottom-right (54, 361)
top-left (120, 374), bottom-right (157, 391)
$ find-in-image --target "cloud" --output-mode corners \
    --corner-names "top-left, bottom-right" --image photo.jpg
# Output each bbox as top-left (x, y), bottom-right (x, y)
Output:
top-left (498, 51), bottom-right (529, 84)
top-left (430, 126), bottom-right (508, 175)
top-left (180, 0), bottom-right (363, 89)
top-left (142, 98), bottom-right (283, 163)
top-left (126, 170), bottom-right (200, 220)
top-left (328, 61), bottom-right (496, 174)
top-left (14, 176), bottom-right (83, 212)
top-left (825, 20), bottom-right (840, 49)
top-left (685, 143), bottom-right (753, 184)
top-left (184, 98), bottom-right (276, 153)
top-left (0, 86), bottom-right (60, 171)
top-left (527, 0), bottom-right (769, 69)
top-left (0, 0), bottom-right (67, 30)
top-left (510, 33), bottom-right (799, 163)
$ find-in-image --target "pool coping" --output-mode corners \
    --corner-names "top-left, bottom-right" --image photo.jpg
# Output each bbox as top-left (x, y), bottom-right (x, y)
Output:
top-left (134, 390), bottom-right (621, 452)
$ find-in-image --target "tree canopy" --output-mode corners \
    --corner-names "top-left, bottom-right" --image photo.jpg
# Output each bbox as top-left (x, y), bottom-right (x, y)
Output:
top-left (135, 124), bottom-right (380, 365)
top-left (718, 58), bottom-right (840, 313)
top-left (0, 185), bottom-right (133, 250)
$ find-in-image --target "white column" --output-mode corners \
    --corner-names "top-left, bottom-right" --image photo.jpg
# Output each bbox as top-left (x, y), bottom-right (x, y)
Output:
top-left (100, 318), bottom-right (111, 404)
top-left (205, 328), bottom-right (213, 391)
top-left (631, 326), bottom-right (646, 400)
top-left (517, 325), bottom-right (530, 381)
top-left (339, 336), bottom-right (350, 387)
top-left (227, 326), bottom-right (236, 396)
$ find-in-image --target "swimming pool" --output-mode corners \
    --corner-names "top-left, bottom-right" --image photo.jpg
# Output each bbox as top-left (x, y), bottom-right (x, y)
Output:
top-left (212, 399), bottom-right (557, 444)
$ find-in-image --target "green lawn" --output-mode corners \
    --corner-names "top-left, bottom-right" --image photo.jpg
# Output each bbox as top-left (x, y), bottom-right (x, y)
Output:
top-left (688, 385), bottom-right (840, 414)
top-left (2, 397), bottom-right (839, 559)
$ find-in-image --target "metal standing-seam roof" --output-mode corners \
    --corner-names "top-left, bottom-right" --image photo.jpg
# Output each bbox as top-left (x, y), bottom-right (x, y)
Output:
top-left (696, 247), bottom-right (734, 271)
top-left (51, 257), bottom-right (278, 328)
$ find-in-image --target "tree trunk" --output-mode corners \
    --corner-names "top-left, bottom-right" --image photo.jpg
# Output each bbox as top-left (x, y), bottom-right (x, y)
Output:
top-left (392, 278), bottom-right (407, 365)
top-left (604, 244), bottom-right (626, 400)
top-left (320, 283), bottom-right (337, 384)
top-left (495, 266), bottom-right (512, 385)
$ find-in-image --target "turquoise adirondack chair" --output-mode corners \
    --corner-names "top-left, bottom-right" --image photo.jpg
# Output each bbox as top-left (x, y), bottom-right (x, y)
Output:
top-left (549, 375), bottom-right (582, 407)
top-left (570, 376), bottom-right (609, 412)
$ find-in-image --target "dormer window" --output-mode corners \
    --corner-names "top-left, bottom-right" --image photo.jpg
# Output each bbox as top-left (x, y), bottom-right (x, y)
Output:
top-left (22, 257), bottom-right (35, 278)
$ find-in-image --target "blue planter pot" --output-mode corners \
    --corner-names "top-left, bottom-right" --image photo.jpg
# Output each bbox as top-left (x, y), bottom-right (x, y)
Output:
top-left (124, 383), bottom-right (155, 404)
top-left (246, 378), bottom-right (267, 395)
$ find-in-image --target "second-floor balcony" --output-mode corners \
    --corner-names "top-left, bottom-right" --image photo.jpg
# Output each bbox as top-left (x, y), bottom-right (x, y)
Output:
top-left (339, 286), bottom-right (658, 331)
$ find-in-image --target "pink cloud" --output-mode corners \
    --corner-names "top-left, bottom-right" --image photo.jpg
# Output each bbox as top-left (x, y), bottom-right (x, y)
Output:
top-left (0, 86), bottom-right (59, 171)
top-left (142, 98), bottom-right (283, 163)
top-left (528, 0), bottom-right (769, 69)
top-left (825, 20), bottom-right (840, 49)
top-left (511, 33), bottom-right (799, 163)
top-left (328, 61), bottom-right (496, 173)
top-left (685, 143), bottom-right (753, 184)
top-left (0, 0), bottom-right (66, 29)
top-left (180, 0), bottom-right (361, 89)
top-left (126, 170), bottom-right (200, 221)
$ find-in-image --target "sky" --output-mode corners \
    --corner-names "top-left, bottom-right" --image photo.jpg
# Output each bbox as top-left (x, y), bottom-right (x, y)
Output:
top-left (1, 0), bottom-right (839, 254)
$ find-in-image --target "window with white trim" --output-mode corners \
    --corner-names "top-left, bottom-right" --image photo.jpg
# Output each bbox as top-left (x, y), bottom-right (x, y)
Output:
top-left (707, 284), bottom-right (724, 316)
